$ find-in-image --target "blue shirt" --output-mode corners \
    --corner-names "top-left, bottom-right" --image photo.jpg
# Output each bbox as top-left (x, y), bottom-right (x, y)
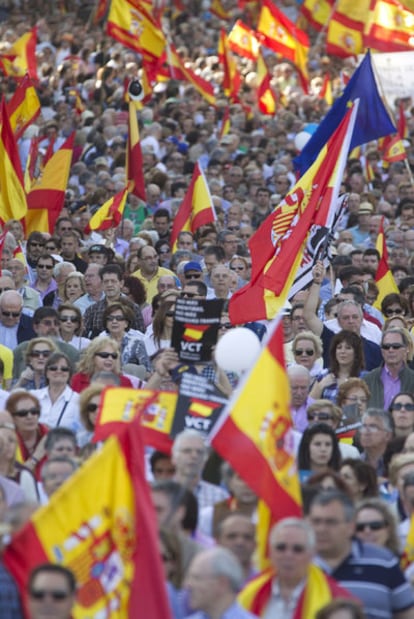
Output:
top-left (185, 601), bottom-right (258, 619)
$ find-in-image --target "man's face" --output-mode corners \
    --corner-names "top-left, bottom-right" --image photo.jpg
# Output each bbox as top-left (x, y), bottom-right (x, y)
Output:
top-left (153, 216), bottom-right (170, 237)
top-left (211, 266), bottom-right (230, 292)
top-left (0, 294), bottom-right (22, 327)
top-left (289, 374), bottom-right (310, 408)
top-left (84, 266), bottom-right (101, 292)
top-left (185, 554), bottom-right (220, 614)
top-left (28, 571), bottom-right (75, 619)
top-left (363, 254), bottom-right (379, 272)
top-left (36, 258), bottom-right (54, 282)
top-left (158, 277), bottom-right (176, 293)
top-left (309, 500), bottom-right (354, 560)
top-left (204, 254), bottom-right (219, 274)
top-left (56, 221), bottom-right (73, 237)
top-left (102, 274), bottom-right (122, 301)
top-left (34, 316), bottom-right (60, 337)
top-left (42, 462), bottom-right (75, 498)
top-left (172, 435), bottom-right (206, 480)
top-left (359, 415), bottom-right (391, 452)
top-left (9, 260), bottom-right (25, 287)
top-left (48, 439), bottom-right (76, 459)
top-left (27, 239), bottom-right (45, 260)
top-left (337, 304), bottom-right (362, 333)
top-left (181, 284), bottom-right (205, 300)
top-left (139, 248), bottom-right (159, 276)
top-left (217, 516), bottom-right (256, 567)
top-left (221, 235), bottom-right (238, 258)
top-left (381, 331), bottom-right (407, 368)
top-left (291, 309), bottom-right (306, 334)
top-left (177, 234), bottom-right (193, 250)
top-left (60, 237), bottom-right (77, 259)
top-left (269, 525), bottom-right (312, 584)
top-left (88, 252), bottom-right (106, 266)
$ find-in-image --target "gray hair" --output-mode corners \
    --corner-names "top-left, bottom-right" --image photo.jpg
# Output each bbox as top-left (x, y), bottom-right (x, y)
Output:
top-left (310, 490), bottom-right (356, 522)
top-left (53, 261), bottom-right (76, 279)
top-left (337, 299), bottom-right (363, 319)
top-left (287, 365), bottom-right (311, 382)
top-left (362, 408), bottom-right (392, 433)
top-left (41, 456), bottom-right (77, 482)
top-left (206, 547), bottom-right (244, 592)
top-left (172, 429), bottom-right (208, 460)
top-left (270, 517), bottom-right (315, 551)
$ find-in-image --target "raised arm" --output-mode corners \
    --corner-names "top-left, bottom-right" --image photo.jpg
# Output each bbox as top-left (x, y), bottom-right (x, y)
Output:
top-left (303, 260), bottom-right (325, 337)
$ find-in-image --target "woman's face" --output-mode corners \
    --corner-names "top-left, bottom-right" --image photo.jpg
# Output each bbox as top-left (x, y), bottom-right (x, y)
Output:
top-left (29, 344), bottom-right (53, 372)
top-left (335, 340), bottom-right (355, 367)
top-left (93, 347), bottom-right (118, 372)
top-left (87, 395), bottom-right (101, 428)
top-left (1, 428), bottom-right (17, 462)
top-left (59, 311), bottom-right (79, 337)
top-left (355, 507), bottom-right (389, 548)
top-left (11, 397), bottom-right (40, 434)
top-left (65, 278), bottom-right (83, 301)
top-left (390, 395), bottom-right (414, 432)
top-left (309, 433), bottom-right (333, 468)
top-left (230, 259), bottom-right (248, 280)
top-left (127, 255), bottom-right (139, 273)
top-left (294, 338), bottom-right (317, 370)
top-left (341, 387), bottom-right (368, 415)
top-left (106, 310), bottom-right (128, 337)
top-left (339, 464), bottom-right (362, 499)
top-left (46, 358), bottom-right (71, 385)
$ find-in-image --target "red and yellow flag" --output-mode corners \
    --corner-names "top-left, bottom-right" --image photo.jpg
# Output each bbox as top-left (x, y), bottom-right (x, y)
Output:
top-left (4, 419), bottom-right (172, 619)
top-left (211, 319), bottom-right (301, 568)
top-left (229, 103), bottom-right (358, 324)
top-left (300, 0), bottom-right (334, 31)
top-left (25, 133), bottom-right (74, 234)
top-left (166, 43), bottom-right (217, 107)
top-left (209, 0), bottom-right (230, 19)
top-left (374, 216), bottom-right (399, 311)
top-left (218, 30), bottom-right (241, 103)
top-left (0, 27), bottom-right (37, 80)
top-left (107, 0), bottom-right (166, 61)
top-left (93, 0), bottom-right (109, 22)
top-left (319, 73), bottom-right (333, 106)
top-left (170, 162), bottom-right (216, 251)
top-left (401, 513), bottom-right (414, 571)
top-left (126, 100), bottom-right (146, 201)
top-left (0, 99), bottom-right (28, 223)
top-left (228, 20), bottom-right (260, 60)
top-left (219, 107), bottom-right (231, 139)
top-left (257, 0), bottom-right (309, 89)
top-left (6, 74), bottom-right (40, 140)
top-left (381, 134), bottom-right (407, 163)
top-left (85, 187), bottom-right (128, 233)
top-left (365, 0), bottom-right (414, 52)
top-left (256, 50), bottom-right (277, 116)
top-left (326, 0), bottom-right (368, 57)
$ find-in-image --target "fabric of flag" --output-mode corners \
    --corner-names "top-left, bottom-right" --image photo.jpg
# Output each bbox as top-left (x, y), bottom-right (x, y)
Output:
top-left (228, 20), bottom-right (260, 60)
top-left (3, 419), bottom-right (172, 619)
top-left (68, 88), bottom-right (85, 115)
top-left (219, 107), bottom-right (231, 139)
top-left (166, 43), bottom-right (217, 106)
top-left (229, 104), bottom-right (357, 324)
top-left (12, 243), bottom-right (28, 271)
top-left (326, 0), bottom-right (367, 57)
top-left (106, 0), bottom-right (166, 61)
top-left (85, 187), bottom-right (128, 233)
top-left (25, 133), bottom-right (74, 234)
top-left (170, 162), bottom-right (216, 251)
top-left (126, 101), bottom-right (146, 201)
top-left (319, 73), bottom-right (333, 106)
top-left (0, 27), bottom-right (37, 80)
top-left (256, 50), bottom-right (277, 115)
top-left (23, 135), bottom-right (39, 192)
top-left (401, 514), bottom-right (414, 571)
top-left (300, 0), bottom-right (334, 31)
top-left (364, 0), bottom-right (414, 52)
top-left (374, 216), bottom-right (399, 311)
top-left (93, 386), bottom-right (176, 453)
top-left (218, 30), bottom-right (241, 103)
top-left (93, 0), bottom-right (109, 22)
top-left (381, 134), bottom-right (407, 163)
top-left (398, 101), bottom-right (409, 139)
top-left (257, 0), bottom-right (309, 89)
top-left (6, 74), bottom-right (40, 140)
top-left (294, 51), bottom-right (396, 176)
top-left (364, 158), bottom-right (375, 184)
top-left (0, 99), bottom-right (27, 223)
top-left (209, 0), bottom-right (230, 19)
top-left (211, 318), bottom-right (302, 568)
top-left (239, 563), bottom-right (351, 618)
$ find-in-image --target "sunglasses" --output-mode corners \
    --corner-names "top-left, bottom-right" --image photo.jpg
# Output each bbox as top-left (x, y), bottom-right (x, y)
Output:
top-left (384, 308), bottom-right (404, 317)
top-left (107, 315), bottom-right (125, 322)
top-left (184, 273), bottom-right (202, 279)
top-left (273, 543), bottom-right (306, 554)
top-left (31, 350), bottom-right (51, 358)
top-left (13, 407), bottom-right (41, 418)
top-left (231, 265), bottom-right (245, 271)
top-left (95, 352), bottom-right (118, 360)
top-left (1, 310), bottom-right (21, 317)
top-left (307, 413), bottom-right (333, 421)
top-left (181, 292), bottom-right (196, 298)
top-left (294, 348), bottom-right (315, 356)
top-left (165, 311), bottom-right (175, 317)
top-left (59, 316), bottom-right (78, 323)
top-left (29, 589), bottom-right (70, 601)
top-left (47, 365), bottom-right (70, 372)
top-left (392, 402), bottom-right (414, 412)
top-left (356, 520), bottom-right (387, 532)
top-left (37, 264), bottom-right (54, 270)
top-left (381, 343), bottom-right (405, 350)
top-left (86, 402), bottom-right (99, 413)
top-left (29, 242), bottom-right (44, 248)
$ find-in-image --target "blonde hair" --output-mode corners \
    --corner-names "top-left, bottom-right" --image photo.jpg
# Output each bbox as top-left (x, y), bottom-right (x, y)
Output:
top-left (77, 337), bottom-right (121, 376)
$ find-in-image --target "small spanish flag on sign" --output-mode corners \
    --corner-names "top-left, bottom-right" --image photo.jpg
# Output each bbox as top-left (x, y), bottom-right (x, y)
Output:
top-left (188, 399), bottom-right (222, 418)
top-left (183, 324), bottom-right (210, 342)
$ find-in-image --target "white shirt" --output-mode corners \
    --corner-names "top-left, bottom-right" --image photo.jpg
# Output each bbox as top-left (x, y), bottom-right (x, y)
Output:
top-left (0, 324), bottom-right (18, 350)
top-left (34, 385), bottom-right (81, 433)
top-left (325, 317), bottom-right (382, 345)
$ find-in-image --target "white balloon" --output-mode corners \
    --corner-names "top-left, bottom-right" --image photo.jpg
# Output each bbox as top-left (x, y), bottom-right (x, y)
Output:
top-left (294, 131), bottom-right (311, 152)
top-left (215, 328), bottom-right (261, 373)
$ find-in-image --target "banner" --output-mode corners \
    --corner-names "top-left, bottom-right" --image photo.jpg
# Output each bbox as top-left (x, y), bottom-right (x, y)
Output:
top-left (171, 298), bottom-right (224, 363)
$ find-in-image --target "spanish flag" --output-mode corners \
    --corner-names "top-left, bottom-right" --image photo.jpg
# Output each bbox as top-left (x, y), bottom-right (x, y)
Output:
top-left (166, 43), bottom-right (217, 107)
top-left (93, 0), bottom-right (109, 23)
top-left (218, 30), bottom-right (241, 103)
top-left (6, 74), bottom-right (40, 140)
top-left (239, 564), bottom-right (352, 617)
top-left (229, 102), bottom-right (358, 324)
top-left (319, 73), bottom-right (333, 106)
top-left (381, 134), bottom-right (407, 164)
top-left (326, 0), bottom-right (368, 57)
top-left (401, 513), bottom-right (414, 571)
top-left (374, 216), bottom-right (399, 311)
top-left (0, 27), bottom-right (38, 80)
top-left (0, 99), bottom-right (28, 223)
top-left (228, 20), bottom-right (260, 60)
top-left (209, 0), bottom-right (230, 19)
top-left (365, 0), bottom-right (414, 52)
top-left (398, 100), bottom-right (409, 139)
top-left (3, 419), bottom-right (173, 619)
top-left (26, 133), bottom-right (74, 234)
top-left (126, 101), bottom-right (146, 201)
top-left (85, 187), bottom-right (128, 233)
top-left (219, 107), bottom-right (231, 139)
top-left (256, 50), bottom-right (277, 116)
top-left (300, 0), bottom-right (334, 32)
top-left (170, 162), bottom-right (216, 252)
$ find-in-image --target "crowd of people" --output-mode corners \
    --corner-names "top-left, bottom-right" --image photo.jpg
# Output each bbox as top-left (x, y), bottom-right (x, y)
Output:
top-left (0, 0), bottom-right (414, 618)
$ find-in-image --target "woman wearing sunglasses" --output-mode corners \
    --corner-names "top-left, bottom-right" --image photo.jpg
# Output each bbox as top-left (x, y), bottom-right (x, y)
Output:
top-left (6, 391), bottom-right (49, 480)
top-left (58, 304), bottom-right (90, 351)
top-left (389, 392), bottom-right (414, 439)
top-left (78, 384), bottom-right (105, 448)
top-left (31, 353), bottom-right (81, 434)
top-left (14, 338), bottom-right (58, 391)
top-left (355, 498), bottom-right (400, 557)
top-left (70, 337), bottom-right (133, 393)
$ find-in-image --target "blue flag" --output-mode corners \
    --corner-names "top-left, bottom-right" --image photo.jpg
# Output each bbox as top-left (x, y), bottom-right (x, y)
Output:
top-left (294, 51), bottom-right (396, 176)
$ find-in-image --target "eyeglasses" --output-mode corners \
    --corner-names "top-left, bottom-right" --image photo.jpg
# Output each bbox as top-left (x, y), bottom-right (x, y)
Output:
top-left (381, 343), bottom-right (405, 350)
top-left (0, 288), bottom-right (12, 293)
top-left (384, 308), bottom-right (404, 317)
top-left (47, 365), bottom-right (70, 372)
top-left (31, 350), bottom-right (52, 358)
top-left (360, 423), bottom-right (384, 433)
top-left (181, 292), bottom-right (196, 298)
top-left (59, 316), bottom-right (78, 323)
top-left (294, 348), bottom-right (315, 356)
top-left (107, 315), bottom-right (125, 322)
top-left (86, 402), bottom-right (99, 413)
top-left (165, 311), bottom-right (175, 317)
top-left (1, 310), bottom-right (21, 317)
top-left (273, 543), bottom-right (306, 554)
top-left (392, 402), bottom-right (414, 412)
top-left (95, 352), bottom-right (118, 359)
top-left (37, 264), bottom-right (53, 270)
top-left (13, 407), bottom-right (41, 418)
top-left (345, 396), bottom-right (368, 404)
top-left (356, 520), bottom-right (387, 532)
top-left (230, 265), bottom-right (245, 271)
top-left (184, 273), bottom-right (202, 279)
top-left (227, 226), bottom-right (240, 231)
top-left (29, 589), bottom-right (70, 601)
top-left (307, 412), bottom-right (333, 421)
top-left (29, 242), bottom-right (44, 248)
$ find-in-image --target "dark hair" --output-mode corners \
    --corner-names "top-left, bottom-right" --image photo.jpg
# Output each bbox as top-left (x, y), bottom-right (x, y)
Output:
top-left (57, 303), bottom-right (82, 336)
top-left (153, 208), bottom-right (170, 220)
top-left (103, 302), bottom-right (134, 330)
top-left (381, 293), bottom-right (409, 316)
top-left (310, 489), bottom-right (356, 521)
top-left (183, 280), bottom-right (207, 296)
top-left (99, 263), bottom-right (123, 281)
top-left (329, 330), bottom-right (365, 376)
top-left (28, 563), bottom-right (76, 594)
top-left (315, 599), bottom-right (365, 619)
top-left (44, 427), bottom-right (77, 453)
top-left (123, 275), bottom-right (147, 305)
top-left (45, 352), bottom-right (73, 382)
top-left (298, 423), bottom-right (341, 471)
top-left (340, 458), bottom-right (379, 498)
top-left (33, 307), bottom-right (59, 325)
top-left (152, 300), bottom-right (175, 344)
top-left (181, 488), bottom-right (198, 534)
top-left (305, 469), bottom-right (351, 496)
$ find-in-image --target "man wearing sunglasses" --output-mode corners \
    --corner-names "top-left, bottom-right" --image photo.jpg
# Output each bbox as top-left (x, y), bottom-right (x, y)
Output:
top-left (363, 327), bottom-right (414, 409)
top-left (31, 255), bottom-right (57, 304)
top-left (28, 563), bottom-right (76, 619)
top-left (0, 290), bottom-right (35, 351)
